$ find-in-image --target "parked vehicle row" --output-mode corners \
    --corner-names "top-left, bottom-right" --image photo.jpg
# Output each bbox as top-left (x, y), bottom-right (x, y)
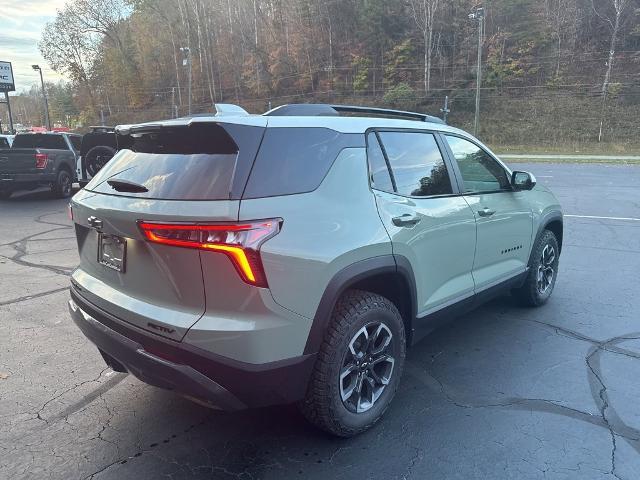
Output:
top-left (0, 132), bottom-right (81, 198)
top-left (0, 128), bottom-right (117, 199)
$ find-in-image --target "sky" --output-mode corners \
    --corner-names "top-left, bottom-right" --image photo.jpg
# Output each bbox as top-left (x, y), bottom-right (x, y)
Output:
top-left (0, 0), bottom-right (67, 95)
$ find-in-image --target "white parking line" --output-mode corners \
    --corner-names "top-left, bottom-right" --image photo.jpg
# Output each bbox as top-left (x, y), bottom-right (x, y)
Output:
top-left (565, 214), bottom-right (640, 222)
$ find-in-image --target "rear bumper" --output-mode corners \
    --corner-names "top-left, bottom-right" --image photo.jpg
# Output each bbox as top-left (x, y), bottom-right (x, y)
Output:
top-left (69, 287), bottom-right (316, 410)
top-left (0, 172), bottom-right (56, 189)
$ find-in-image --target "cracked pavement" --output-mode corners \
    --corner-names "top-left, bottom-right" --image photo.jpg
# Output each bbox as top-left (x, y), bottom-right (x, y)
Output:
top-left (1, 163), bottom-right (639, 479)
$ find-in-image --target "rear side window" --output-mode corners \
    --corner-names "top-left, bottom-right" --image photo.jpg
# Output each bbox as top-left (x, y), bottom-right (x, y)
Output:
top-left (243, 128), bottom-right (359, 198)
top-left (86, 123), bottom-right (245, 200)
top-left (367, 133), bottom-right (394, 192)
top-left (0, 138), bottom-right (9, 148)
top-left (377, 131), bottom-right (453, 197)
top-left (12, 134), bottom-right (67, 150)
top-left (68, 135), bottom-right (82, 151)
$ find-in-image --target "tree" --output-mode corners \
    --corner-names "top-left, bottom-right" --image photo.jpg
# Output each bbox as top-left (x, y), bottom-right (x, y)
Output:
top-left (408, 0), bottom-right (440, 95)
top-left (592, 0), bottom-right (633, 141)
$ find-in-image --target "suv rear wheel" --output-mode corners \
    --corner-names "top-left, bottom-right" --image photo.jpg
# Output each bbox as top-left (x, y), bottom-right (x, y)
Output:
top-left (300, 290), bottom-right (406, 437)
top-left (513, 229), bottom-right (559, 306)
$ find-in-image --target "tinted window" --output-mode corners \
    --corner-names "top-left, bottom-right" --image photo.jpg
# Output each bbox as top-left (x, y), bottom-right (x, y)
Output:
top-left (243, 128), bottom-right (360, 198)
top-left (367, 133), bottom-right (393, 192)
top-left (68, 135), bottom-right (82, 150)
top-left (12, 134), bottom-right (67, 150)
top-left (446, 136), bottom-right (510, 192)
top-left (378, 132), bottom-right (452, 197)
top-left (86, 123), bottom-right (240, 200)
top-left (0, 138), bottom-right (9, 148)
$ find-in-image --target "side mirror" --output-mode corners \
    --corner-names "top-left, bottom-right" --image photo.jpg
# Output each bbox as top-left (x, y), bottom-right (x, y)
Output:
top-left (511, 171), bottom-right (536, 191)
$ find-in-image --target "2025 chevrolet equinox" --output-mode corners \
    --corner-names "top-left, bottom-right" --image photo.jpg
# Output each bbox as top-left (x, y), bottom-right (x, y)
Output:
top-left (68, 103), bottom-right (562, 437)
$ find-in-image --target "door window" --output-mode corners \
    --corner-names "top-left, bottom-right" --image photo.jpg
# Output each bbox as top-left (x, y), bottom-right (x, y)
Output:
top-left (68, 135), bottom-right (82, 151)
top-left (377, 131), bottom-right (453, 197)
top-left (445, 135), bottom-right (510, 193)
top-left (366, 133), bottom-right (394, 192)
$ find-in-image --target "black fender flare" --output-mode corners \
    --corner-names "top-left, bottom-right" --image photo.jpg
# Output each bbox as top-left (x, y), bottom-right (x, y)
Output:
top-left (303, 254), bottom-right (417, 355)
top-left (528, 210), bottom-right (563, 266)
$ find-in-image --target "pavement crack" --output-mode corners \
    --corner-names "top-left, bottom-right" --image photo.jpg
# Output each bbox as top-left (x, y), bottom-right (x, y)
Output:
top-left (35, 368), bottom-right (111, 423)
top-left (0, 286), bottom-right (69, 306)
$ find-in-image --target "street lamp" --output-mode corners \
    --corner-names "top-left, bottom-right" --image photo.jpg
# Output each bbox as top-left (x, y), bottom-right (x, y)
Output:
top-left (180, 47), bottom-right (192, 115)
top-left (468, 6), bottom-right (484, 137)
top-left (32, 65), bottom-right (51, 131)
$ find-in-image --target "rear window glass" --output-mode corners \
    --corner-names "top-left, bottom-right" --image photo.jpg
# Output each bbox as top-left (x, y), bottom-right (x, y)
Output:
top-left (12, 134), bottom-right (67, 150)
top-left (85, 123), bottom-right (240, 200)
top-left (243, 128), bottom-right (359, 198)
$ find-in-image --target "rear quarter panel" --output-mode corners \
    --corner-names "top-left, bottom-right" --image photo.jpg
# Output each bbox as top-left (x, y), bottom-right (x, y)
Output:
top-left (239, 147), bottom-right (393, 320)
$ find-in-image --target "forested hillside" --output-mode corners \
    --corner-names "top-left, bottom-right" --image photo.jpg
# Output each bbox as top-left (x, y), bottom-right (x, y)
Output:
top-left (17, 0), bottom-right (640, 148)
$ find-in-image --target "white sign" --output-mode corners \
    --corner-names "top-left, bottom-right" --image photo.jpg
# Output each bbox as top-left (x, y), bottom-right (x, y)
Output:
top-left (0, 62), bottom-right (15, 92)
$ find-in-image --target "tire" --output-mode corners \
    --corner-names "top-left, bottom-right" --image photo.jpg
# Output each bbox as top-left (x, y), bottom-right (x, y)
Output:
top-left (300, 289), bottom-right (406, 437)
top-left (84, 145), bottom-right (116, 177)
top-left (513, 229), bottom-right (560, 307)
top-left (52, 169), bottom-right (73, 198)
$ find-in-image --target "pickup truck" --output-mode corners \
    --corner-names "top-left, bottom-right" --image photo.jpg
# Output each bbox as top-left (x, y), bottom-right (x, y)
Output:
top-left (0, 132), bottom-right (82, 199)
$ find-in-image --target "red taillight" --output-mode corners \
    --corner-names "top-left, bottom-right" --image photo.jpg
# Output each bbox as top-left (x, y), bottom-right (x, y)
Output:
top-left (35, 153), bottom-right (48, 169)
top-left (67, 204), bottom-right (73, 221)
top-left (138, 220), bottom-right (281, 288)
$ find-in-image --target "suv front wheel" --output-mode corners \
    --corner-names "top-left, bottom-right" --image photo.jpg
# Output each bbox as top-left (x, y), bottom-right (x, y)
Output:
top-left (513, 229), bottom-right (560, 306)
top-left (301, 290), bottom-right (406, 437)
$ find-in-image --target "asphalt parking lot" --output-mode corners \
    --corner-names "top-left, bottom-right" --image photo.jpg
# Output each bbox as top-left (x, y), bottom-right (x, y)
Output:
top-left (1, 162), bottom-right (639, 480)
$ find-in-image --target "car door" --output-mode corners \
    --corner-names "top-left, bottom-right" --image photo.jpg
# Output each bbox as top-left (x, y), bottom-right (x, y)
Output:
top-left (442, 134), bottom-right (533, 290)
top-left (368, 130), bottom-right (477, 316)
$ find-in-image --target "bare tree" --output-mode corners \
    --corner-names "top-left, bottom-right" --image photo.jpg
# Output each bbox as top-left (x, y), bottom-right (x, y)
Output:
top-left (545, 0), bottom-right (578, 77)
top-left (592, 0), bottom-right (632, 141)
top-left (408, 0), bottom-right (440, 95)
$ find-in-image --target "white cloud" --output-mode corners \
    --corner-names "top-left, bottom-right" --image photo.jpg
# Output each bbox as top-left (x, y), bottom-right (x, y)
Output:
top-left (0, 0), bottom-right (69, 94)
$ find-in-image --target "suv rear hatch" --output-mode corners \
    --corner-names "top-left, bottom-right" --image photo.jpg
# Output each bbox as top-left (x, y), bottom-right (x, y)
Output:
top-left (71, 118), bottom-right (267, 341)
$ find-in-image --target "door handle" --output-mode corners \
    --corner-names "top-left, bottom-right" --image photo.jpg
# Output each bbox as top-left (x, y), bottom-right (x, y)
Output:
top-left (477, 207), bottom-right (496, 217)
top-left (392, 213), bottom-right (421, 227)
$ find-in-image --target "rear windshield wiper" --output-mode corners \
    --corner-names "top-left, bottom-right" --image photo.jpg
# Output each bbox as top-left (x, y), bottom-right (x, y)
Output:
top-left (107, 179), bottom-right (149, 193)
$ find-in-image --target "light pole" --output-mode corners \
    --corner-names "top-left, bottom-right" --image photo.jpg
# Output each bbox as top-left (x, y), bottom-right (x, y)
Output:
top-left (32, 65), bottom-right (51, 131)
top-left (180, 47), bottom-right (192, 115)
top-left (468, 7), bottom-right (484, 137)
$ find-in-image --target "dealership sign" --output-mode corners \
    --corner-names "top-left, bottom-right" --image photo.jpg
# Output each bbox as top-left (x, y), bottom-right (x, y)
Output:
top-left (0, 61), bottom-right (15, 92)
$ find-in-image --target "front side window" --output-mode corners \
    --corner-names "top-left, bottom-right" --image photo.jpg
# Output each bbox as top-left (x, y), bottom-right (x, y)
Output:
top-left (445, 135), bottom-right (510, 193)
top-left (377, 131), bottom-right (453, 197)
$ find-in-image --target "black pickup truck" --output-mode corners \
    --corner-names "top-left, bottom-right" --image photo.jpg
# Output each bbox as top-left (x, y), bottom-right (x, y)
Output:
top-left (0, 132), bottom-right (82, 199)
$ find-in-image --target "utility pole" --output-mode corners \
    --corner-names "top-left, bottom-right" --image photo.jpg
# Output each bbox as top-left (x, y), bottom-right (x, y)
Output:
top-left (171, 87), bottom-right (176, 118)
top-left (469, 7), bottom-right (484, 137)
top-left (4, 92), bottom-right (14, 133)
top-left (32, 65), bottom-right (51, 130)
top-left (180, 47), bottom-right (192, 115)
top-left (440, 95), bottom-right (450, 124)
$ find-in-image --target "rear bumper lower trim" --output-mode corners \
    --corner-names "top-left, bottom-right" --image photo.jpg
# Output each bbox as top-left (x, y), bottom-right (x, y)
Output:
top-left (69, 287), bottom-right (316, 409)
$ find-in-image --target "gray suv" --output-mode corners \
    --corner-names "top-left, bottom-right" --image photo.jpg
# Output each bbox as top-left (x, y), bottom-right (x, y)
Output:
top-left (68, 104), bottom-right (563, 436)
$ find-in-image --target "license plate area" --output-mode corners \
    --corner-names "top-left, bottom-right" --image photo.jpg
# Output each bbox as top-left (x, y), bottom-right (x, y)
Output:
top-left (97, 233), bottom-right (127, 273)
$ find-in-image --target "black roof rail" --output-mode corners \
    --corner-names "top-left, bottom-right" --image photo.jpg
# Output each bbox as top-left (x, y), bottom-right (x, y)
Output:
top-left (263, 103), bottom-right (445, 124)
